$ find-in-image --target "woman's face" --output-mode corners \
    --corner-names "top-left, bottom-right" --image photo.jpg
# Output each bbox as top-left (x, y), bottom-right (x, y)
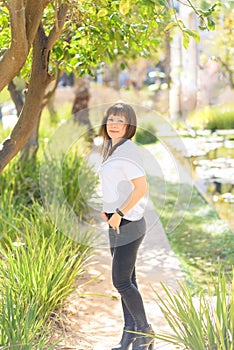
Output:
top-left (106, 114), bottom-right (127, 143)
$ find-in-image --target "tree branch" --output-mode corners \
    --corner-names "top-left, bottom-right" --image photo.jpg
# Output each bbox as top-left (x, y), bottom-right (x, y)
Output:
top-left (25, 0), bottom-right (50, 45)
top-left (42, 67), bottom-right (61, 108)
top-left (216, 57), bottom-right (234, 89)
top-left (47, 3), bottom-right (68, 50)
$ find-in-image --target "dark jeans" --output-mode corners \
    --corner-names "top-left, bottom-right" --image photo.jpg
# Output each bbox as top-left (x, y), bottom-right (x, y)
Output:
top-left (107, 214), bottom-right (148, 330)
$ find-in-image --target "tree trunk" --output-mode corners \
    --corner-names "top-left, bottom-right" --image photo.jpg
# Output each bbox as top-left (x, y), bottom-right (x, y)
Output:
top-left (164, 35), bottom-right (171, 89)
top-left (20, 69), bottom-right (61, 160)
top-left (0, 4), bottom-right (68, 173)
top-left (20, 111), bottom-right (41, 160)
top-left (0, 0), bottom-right (49, 92)
top-left (217, 57), bottom-right (234, 89)
top-left (0, 26), bottom-right (51, 172)
top-left (72, 78), bottom-right (94, 138)
top-left (43, 69), bottom-right (62, 124)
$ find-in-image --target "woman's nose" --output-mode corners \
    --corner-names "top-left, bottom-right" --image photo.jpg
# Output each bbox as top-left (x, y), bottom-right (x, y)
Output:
top-left (111, 121), bottom-right (119, 126)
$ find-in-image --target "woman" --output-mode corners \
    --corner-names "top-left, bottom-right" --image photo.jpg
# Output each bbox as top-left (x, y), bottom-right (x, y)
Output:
top-left (99, 102), bottom-right (154, 350)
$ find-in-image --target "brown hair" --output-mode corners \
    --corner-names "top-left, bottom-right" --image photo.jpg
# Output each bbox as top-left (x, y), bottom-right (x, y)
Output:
top-left (99, 102), bottom-right (137, 161)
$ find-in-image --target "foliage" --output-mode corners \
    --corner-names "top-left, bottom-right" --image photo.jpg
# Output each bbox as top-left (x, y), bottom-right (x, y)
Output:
top-left (0, 127), bottom-right (98, 347)
top-left (187, 104), bottom-right (234, 130)
top-left (0, 0), bottom-right (219, 82)
top-left (0, 289), bottom-right (54, 350)
top-left (0, 205), bottom-right (91, 348)
top-left (155, 268), bottom-right (234, 350)
top-left (134, 122), bottom-right (158, 144)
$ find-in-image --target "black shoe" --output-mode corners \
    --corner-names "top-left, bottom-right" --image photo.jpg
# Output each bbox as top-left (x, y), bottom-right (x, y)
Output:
top-left (132, 325), bottom-right (154, 350)
top-left (111, 326), bottom-right (136, 350)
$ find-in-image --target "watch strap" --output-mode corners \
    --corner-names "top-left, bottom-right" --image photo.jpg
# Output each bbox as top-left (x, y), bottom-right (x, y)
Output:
top-left (116, 208), bottom-right (124, 217)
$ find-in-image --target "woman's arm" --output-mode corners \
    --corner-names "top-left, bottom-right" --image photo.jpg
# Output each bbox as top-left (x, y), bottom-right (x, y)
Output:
top-left (119, 176), bottom-right (147, 215)
top-left (108, 176), bottom-right (147, 230)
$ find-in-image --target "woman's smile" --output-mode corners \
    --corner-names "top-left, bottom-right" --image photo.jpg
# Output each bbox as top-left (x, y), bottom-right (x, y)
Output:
top-left (109, 130), bottom-right (120, 133)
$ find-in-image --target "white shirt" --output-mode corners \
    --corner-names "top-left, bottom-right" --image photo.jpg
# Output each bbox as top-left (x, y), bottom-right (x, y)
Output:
top-left (100, 140), bottom-right (148, 221)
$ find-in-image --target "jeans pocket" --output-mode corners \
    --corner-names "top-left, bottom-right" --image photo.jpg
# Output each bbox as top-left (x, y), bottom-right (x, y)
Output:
top-left (113, 218), bottom-right (146, 247)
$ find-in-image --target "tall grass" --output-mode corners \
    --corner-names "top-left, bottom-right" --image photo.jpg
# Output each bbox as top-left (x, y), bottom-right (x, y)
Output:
top-left (0, 210), bottom-right (91, 348)
top-left (0, 130), bottom-right (99, 348)
top-left (155, 268), bottom-right (234, 350)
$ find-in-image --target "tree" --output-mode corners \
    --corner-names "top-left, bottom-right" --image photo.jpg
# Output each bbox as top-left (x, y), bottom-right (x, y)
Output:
top-left (0, 0), bottom-right (218, 173)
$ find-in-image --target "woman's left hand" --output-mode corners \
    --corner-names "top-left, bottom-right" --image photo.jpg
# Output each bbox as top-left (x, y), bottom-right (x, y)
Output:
top-left (108, 213), bottom-right (122, 233)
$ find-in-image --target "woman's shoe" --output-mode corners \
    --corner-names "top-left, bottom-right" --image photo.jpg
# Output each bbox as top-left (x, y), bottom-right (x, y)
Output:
top-left (132, 324), bottom-right (154, 350)
top-left (111, 326), bottom-right (136, 350)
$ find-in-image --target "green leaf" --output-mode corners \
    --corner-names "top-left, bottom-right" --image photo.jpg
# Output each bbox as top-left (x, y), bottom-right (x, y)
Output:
top-left (211, 2), bottom-right (222, 11)
top-left (89, 25), bottom-right (100, 34)
top-left (119, 0), bottom-right (131, 15)
top-left (99, 0), bottom-right (108, 5)
top-left (150, 38), bottom-right (161, 46)
top-left (197, 8), bottom-right (212, 16)
top-left (164, 21), bottom-right (178, 31)
top-left (207, 16), bottom-right (216, 30)
top-left (53, 47), bottom-right (64, 60)
top-left (70, 56), bottom-right (78, 66)
top-left (97, 8), bottom-right (108, 17)
top-left (182, 32), bottom-right (190, 49)
top-left (158, 0), bottom-right (170, 8)
top-left (183, 29), bottom-right (200, 43)
top-left (110, 13), bottom-right (122, 24)
top-left (198, 24), bottom-right (207, 31)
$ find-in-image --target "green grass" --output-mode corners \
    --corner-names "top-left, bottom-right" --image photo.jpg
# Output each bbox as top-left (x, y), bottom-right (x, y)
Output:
top-left (150, 177), bottom-right (234, 293)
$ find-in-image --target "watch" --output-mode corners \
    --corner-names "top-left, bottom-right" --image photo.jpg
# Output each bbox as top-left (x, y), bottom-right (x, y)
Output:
top-left (116, 208), bottom-right (124, 217)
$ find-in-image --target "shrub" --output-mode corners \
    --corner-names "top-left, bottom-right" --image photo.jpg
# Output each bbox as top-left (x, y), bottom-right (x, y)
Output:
top-left (188, 105), bottom-right (234, 131)
top-left (135, 123), bottom-right (158, 144)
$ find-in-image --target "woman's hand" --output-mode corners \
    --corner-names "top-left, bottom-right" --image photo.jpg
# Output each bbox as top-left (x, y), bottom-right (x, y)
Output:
top-left (100, 211), bottom-right (108, 222)
top-left (108, 212), bottom-right (121, 233)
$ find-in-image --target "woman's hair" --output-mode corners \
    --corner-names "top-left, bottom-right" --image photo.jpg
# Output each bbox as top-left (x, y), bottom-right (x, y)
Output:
top-left (99, 102), bottom-right (137, 161)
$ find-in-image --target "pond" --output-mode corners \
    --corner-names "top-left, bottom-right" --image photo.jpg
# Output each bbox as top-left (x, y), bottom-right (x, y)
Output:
top-left (189, 133), bottom-right (234, 232)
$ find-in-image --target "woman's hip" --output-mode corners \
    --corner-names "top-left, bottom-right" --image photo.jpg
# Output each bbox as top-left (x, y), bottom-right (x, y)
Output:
top-left (108, 216), bottom-right (146, 248)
